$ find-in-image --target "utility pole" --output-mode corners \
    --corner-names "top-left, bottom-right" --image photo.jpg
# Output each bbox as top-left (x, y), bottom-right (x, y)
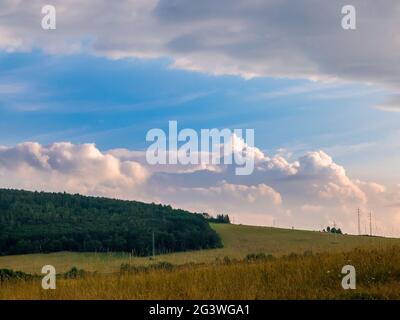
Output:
top-left (369, 211), bottom-right (372, 236)
top-left (333, 221), bottom-right (337, 241)
top-left (357, 208), bottom-right (361, 235)
top-left (152, 230), bottom-right (155, 259)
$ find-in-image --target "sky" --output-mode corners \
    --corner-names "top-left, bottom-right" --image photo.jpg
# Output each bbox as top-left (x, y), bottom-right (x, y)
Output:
top-left (1, 0), bottom-right (400, 235)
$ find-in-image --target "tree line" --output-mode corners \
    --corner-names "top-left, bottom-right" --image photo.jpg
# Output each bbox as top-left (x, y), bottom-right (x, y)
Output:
top-left (202, 213), bottom-right (231, 224)
top-left (323, 226), bottom-right (343, 234)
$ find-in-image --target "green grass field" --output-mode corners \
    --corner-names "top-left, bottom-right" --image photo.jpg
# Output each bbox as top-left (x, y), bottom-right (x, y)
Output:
top-left (1, 223), bottom-right (399, 274)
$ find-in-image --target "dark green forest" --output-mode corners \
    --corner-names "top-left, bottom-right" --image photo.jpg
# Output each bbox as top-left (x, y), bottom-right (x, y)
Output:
top-left (0, 189), bottom-right (222, 256)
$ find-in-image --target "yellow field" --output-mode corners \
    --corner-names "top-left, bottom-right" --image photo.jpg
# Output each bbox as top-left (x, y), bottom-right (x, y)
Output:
top-left (0, 224), bottom-right (399, 274)
top-left (1, 246), bottom-right (400, 299)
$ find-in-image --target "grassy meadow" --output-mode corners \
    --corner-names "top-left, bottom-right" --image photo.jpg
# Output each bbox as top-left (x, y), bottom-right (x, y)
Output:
top-left (2, 246), bottom-right (400, 299)
top-left (0, 224), bottom-right (398, 274)
top-left (2, 224), bottom-right (400, 299)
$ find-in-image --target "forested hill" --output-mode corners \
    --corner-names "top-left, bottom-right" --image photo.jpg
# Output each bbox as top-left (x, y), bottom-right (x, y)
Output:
top-left (0, 189), bottom-right (222, 256)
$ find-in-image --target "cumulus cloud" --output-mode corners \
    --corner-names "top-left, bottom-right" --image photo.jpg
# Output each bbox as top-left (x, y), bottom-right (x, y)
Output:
top-left (145, 144), bottom-right (398, 234)
top-left (294, 151), bottom-right (367, 205)
top-left (154, 181), bottom-right (283, 225)
top-left (1, 140), bottom-right (395, 234)
top-left (0, 142), bottom-right (149, 199)
top-left (0, 0), bottom-right (399, 88)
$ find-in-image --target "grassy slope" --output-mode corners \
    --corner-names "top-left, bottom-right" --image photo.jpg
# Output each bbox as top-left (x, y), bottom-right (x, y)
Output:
top-left (1, 223), bottom-right (399, 274)
top-left (3, 246), bottom-right (400, 299)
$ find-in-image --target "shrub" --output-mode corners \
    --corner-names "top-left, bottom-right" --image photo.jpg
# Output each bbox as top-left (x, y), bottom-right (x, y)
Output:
top-left (64, 267), bottom-right (86, 279)
top-left (0, 269), bottom-right (32, 282)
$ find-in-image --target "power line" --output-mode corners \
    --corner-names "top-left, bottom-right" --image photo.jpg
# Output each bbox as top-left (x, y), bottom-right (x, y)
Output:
top-left (357, 208), bottom-right (361, 236)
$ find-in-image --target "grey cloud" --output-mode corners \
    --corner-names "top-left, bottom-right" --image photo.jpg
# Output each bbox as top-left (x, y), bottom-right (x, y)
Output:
top-left (375, 95), bottom-right (400, 112)
top-left (0, 0), bottom-right (399, 86)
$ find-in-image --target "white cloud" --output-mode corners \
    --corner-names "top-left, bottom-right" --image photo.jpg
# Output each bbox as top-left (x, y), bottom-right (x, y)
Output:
top-left (1, 140), bottom-right (397, 234)
top-left (156, 181), bottom-right (283, 221)
top-left (0, 142), bottom-right (149, 199)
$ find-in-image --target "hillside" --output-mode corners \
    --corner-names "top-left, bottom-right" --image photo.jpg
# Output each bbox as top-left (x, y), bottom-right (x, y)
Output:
top-left (1, 223), bottom-right (400, 274)
top-left (0, 189), bottom-right (221, 256)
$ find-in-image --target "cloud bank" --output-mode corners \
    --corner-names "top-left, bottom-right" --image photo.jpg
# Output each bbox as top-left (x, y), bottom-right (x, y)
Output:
top-left (1, 140), bottom-right (399, 235)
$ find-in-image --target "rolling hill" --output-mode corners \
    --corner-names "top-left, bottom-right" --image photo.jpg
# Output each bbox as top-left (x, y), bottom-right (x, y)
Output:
top-left (0, 188), bottom-right (221, 256)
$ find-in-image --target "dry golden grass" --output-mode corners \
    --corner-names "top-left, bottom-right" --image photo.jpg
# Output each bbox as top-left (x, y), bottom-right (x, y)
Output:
top-left (2, 246), bottom-right (400, 300)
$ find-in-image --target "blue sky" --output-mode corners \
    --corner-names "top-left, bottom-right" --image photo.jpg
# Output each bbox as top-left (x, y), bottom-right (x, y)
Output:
top-left (1, 0), bottom-right (400, 233)
top-left (0, 51), bottom-right (398, 184)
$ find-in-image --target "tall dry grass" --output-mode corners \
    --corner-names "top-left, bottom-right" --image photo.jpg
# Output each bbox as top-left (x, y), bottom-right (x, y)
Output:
top-left (2, 246), bottom-right (400, 300)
